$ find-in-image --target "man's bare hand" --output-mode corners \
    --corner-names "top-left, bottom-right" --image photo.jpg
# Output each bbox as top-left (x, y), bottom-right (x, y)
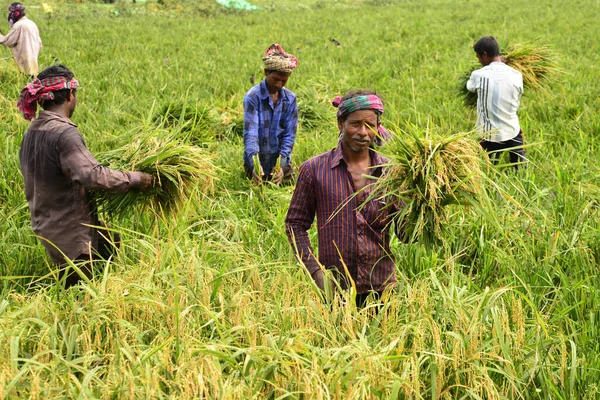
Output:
top-left (252, 165), bottom-right (264, 185)
top-left (139, 172), bottom-right (154, 190)
top-left (271, 167), bottom-right (284, 185)
top-left (311, 269), bottom-right (325, 291)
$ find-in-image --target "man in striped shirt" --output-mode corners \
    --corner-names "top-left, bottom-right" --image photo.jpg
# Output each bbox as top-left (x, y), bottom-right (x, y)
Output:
top-left (285, 90), bottom-right (401, 306)
top-left (467, 36), bottom-right (526, 166)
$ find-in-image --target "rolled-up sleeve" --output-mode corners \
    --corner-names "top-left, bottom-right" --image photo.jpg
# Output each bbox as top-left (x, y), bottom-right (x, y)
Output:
top-left (0, 26), bottom-right (20, 47)
top-left (466, 71), bottom-right (479, 93)
top-left (285, 161), bottom-right (320, 274)
top-left (59, 128), bottom-right (140, 192)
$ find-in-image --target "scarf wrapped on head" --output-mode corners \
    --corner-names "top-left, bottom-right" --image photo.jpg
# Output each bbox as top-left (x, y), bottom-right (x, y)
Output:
top-left (262, 44), bottom-right (298, 74)
top-left (17, 76), bottom-right (79, 121)
top-left (8, 2), bottom-right (25, 27)
top-left (332, 94), bottom-right (391, 145)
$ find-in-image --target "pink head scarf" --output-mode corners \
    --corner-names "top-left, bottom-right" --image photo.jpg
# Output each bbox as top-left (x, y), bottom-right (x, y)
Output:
top-left (17, 76), bottom-right (79, 121)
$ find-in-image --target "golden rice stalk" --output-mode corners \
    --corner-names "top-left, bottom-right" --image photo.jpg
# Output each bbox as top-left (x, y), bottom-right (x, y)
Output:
top-left (95, 129), bottom-right (217, 217)
top-left (502, 41), bottom-right (561, 90)
top-left (272, 155), bottom-right (282, 175)
top-left (366, 127), bottom-right (485, 248)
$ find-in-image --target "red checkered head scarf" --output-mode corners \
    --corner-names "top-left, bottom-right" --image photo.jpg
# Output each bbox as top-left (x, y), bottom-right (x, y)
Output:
top-left (17, 76), bottom-right (79, 121)
top-left (262, 44), bottom-right (298, 74)
top-left (332, 93), bottom-right (392, 145)
top-left (8, 2), bottom-right (25, 27)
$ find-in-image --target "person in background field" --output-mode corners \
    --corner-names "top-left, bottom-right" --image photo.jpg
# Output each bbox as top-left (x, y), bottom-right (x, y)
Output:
top-left (18, 65), bottom-right (153, 287)
top-left (285, 90), bottom-right (403, 308)
top-left (467, 35), bottom-right (526, 167)
top-left (0, 3), bottom-right (42, 77)
top-left (243, 43), bottom-right (298, 185)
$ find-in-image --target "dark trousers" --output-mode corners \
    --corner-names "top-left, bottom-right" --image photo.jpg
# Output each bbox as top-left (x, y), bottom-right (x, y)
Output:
top-left (480, 130), bottom-right (526, 167)
top-left (355, 291), bottom-right (383, 308)
top-left (59, 229), bottom-right (121, 288)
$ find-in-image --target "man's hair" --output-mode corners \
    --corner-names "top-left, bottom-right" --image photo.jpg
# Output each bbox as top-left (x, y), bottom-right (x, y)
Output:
top-left (37, 64), bottom-right (75, 109)
top-left (264, 69), bottom-right (290, 76)
top-left (337, 89), bottom-right (380, 123)
top-left (473, 36), bottom-right (500, 57)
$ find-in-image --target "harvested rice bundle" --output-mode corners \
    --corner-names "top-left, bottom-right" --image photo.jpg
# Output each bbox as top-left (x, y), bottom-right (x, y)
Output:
top-left (458, 41), bottom-right (560, 106)
top-left (95, 130), bottom-right (216, 217)
top-left (503, 42), bottom-right (561, 90)
top-left (366, 128), bottom-right (485, 247)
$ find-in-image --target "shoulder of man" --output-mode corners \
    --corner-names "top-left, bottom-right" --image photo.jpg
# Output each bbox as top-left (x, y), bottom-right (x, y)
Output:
top-left (281, 87), bottom-right (297, 101)
top-left (299, 148), bottom-right (336, 171)
top-left (504, 63), bottom-right (523, 76)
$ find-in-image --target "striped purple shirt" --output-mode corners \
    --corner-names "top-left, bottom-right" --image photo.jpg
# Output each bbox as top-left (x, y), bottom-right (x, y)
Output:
top-left (285, 142), bottom-right (400, 294)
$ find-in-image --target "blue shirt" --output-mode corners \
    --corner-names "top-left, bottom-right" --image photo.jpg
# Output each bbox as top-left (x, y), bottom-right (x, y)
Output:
top-left (243, 79), bottom-right (298, 175)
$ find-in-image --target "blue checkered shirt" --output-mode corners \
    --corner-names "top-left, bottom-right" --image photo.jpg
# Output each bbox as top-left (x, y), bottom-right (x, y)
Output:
top-left (243, 79), bottom-right (298, 175)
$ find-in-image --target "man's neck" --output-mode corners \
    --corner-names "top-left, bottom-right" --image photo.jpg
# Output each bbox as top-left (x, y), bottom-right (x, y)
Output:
top-left (341, 142), bottom-right (371, 165)
top-left (44, 105), bottom-right (71, 119)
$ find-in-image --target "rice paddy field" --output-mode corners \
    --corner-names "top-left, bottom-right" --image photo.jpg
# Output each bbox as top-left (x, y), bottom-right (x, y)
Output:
top-left (1, 0), bottom-right (600, 397)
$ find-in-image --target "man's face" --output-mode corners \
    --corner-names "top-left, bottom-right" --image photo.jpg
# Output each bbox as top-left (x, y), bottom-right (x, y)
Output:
top-left (264, 71), bottom-right (290, 92)
top-left (339, 109), bottom-right (379, 153)
top-left (68, 88), bottom-right (77, 117)
top-left (476, 52), bottom-right (491, 66)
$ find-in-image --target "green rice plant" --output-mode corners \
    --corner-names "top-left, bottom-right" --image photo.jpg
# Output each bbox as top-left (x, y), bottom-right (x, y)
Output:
top-left (252, 153), bottom-right (261, 178)
top-left (271, 155), bottom-right (281, 175)
top-left (365, 125), bottom-right (486, 248)
top-left (457, 69), bottom-right (478, 107)
top-left (295, 86), bottom-right (332, 130)
top-left (95, 129), bottom-right (217, 217)
top-left (155, 100), bottom-right (217, 146)
top-left (458, 41), bottom-right (561, 106)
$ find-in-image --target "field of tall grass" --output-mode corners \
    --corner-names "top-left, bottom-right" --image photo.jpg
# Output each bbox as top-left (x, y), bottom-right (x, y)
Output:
top-left (1, 0), bottom-right (600, 397)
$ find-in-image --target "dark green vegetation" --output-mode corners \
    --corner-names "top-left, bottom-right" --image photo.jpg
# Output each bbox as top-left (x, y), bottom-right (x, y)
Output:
top-left (1, 0), bottom-right (599, 397)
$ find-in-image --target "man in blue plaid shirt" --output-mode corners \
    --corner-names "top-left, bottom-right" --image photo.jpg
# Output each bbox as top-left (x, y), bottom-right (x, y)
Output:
top-left (243, 44), bottom-right (298, 185)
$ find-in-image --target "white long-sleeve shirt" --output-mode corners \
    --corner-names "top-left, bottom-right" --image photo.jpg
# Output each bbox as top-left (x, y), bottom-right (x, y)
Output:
top-left (467, 62), bottom-right (523, 142)
top-left (0, 17), bottom-right (42, 76)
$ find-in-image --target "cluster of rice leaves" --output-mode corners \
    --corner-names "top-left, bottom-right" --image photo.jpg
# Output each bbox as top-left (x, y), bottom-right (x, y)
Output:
top-left (458, 41), bottom-right (561, 107)
top-left (154, 101), bottom-right (217, 146)
top-left (295, 86), bottom-right (332, 130)
top-left (94, 130), bottom-right (216, 217)
top-left (367, 127), bottom-right (485, 248)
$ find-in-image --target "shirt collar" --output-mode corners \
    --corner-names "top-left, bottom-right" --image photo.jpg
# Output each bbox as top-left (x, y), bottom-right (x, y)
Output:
top-left (37, 110), bottom-right (77, 127)
top-left (259, 79), bottom-right (287, 101)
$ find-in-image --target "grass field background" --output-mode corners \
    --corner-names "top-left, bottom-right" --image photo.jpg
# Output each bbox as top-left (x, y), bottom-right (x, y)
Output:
top-left (1, 0), bottom-right (600, 397)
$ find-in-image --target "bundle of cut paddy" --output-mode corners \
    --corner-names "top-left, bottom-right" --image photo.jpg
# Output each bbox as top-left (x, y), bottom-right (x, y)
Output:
top-left (95, 130), bottom-right (216, 217)
top-left (459, 41), bottom-right (561, 106)
top-left (366, 128), bottom-right (485, 248)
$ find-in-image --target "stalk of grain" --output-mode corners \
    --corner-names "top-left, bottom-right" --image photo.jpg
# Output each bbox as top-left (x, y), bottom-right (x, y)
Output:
top-left (252, 154), bottom-right (262, 178)
top-left (365, 127), bottom-right (485, 248)
top-left (271, 155), bottom-right (282, 175)
top-left (95, 130), bottom-right (216, 217)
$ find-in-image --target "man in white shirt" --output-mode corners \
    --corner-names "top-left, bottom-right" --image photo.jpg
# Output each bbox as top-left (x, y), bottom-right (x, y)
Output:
top-left (0, 3), bottom-right (42, 77)
top-left (467, 36), bottom-right (526, 167)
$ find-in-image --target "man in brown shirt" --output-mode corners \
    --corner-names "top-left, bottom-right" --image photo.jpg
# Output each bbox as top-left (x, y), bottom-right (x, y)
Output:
top-left (18, 65), bottom-right (152, 286)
